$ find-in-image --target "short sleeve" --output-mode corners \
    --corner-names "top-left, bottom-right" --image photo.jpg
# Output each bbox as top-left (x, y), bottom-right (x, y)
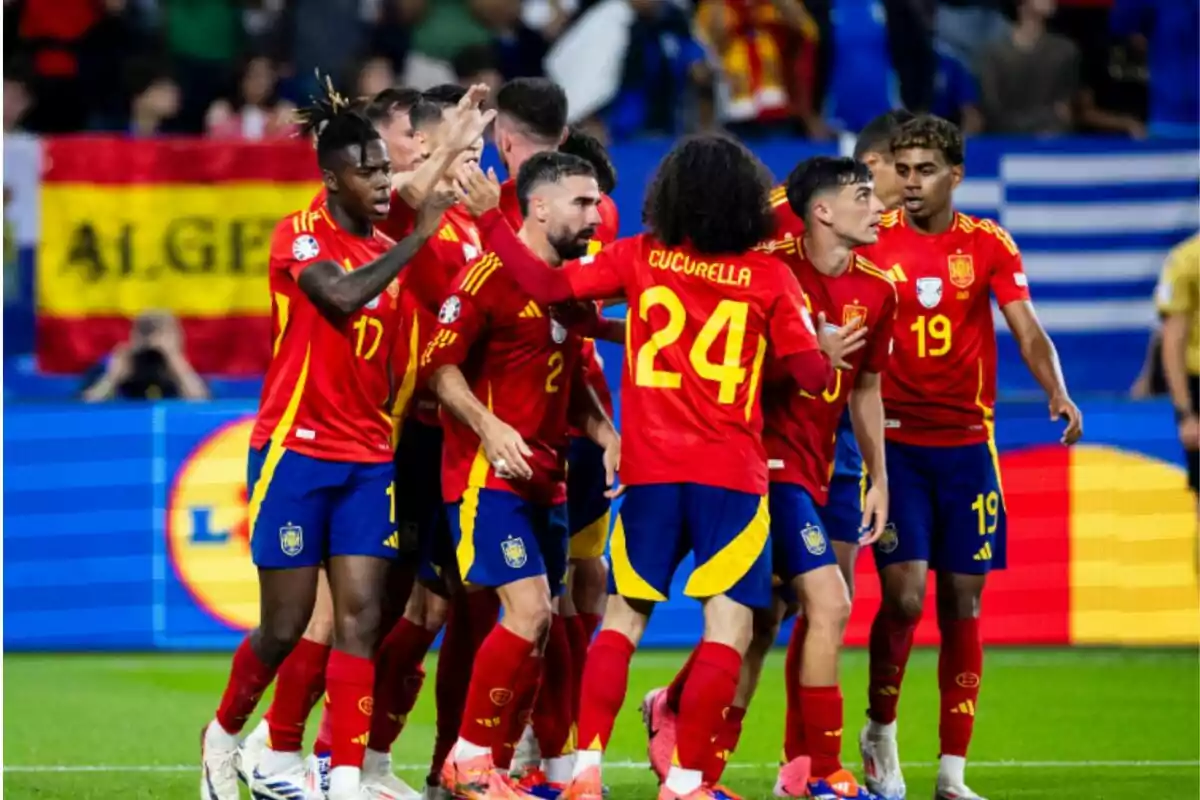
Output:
top-left (1156, 240), bottom-right (1199, 316)
top-left (767, 266), bottom-right (820, 359)
top-left (564, 237), bottom-right (634, 301)
top-left (417, 288), bottom-right (486, 379)
top-left (985, 223), bottom-right (1031, 306)
top-left (863, 283), bottom-right (898, 375)
top-left (269, 216), bottom-right (327, 281)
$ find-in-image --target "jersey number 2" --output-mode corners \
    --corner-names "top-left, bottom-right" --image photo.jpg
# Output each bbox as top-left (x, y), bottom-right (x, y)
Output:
top-left (635, 286), bottom-right (748, 404)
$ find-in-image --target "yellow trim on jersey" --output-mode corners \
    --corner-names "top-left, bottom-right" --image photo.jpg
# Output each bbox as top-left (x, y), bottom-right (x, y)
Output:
top-left (610, 514), bottom-right (669, 602)
top-left (518, 301), bottom-right (544, 319)
top-left (744, 334), bottom-right (768, 422)
top-left (569, 510), bottom-right (611, 560)
top-left (684, 495), bottom-right (771, 599)
top-left (456, 384), bottom-right (496, 579)
top-left (462, 253), bottom-right (501, 295)
top-left (769, 186), bottom-right (789, 208)
top-left (247, 346), bottom-right (312, 536)
top-left (272, 292), bottom-right (290, 356)
top-left (879, 210), bottom-right (902, 229)
top-left (853, 257), bottom-right (893, 284)
top-left (974, 358), bottom-right (1006, 506)
top-left (390, 314), bottom-right (422, 445)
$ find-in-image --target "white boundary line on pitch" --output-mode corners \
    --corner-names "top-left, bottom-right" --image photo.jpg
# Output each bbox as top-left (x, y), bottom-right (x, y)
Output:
top-left (4, 760), bottom-right (1198, 774)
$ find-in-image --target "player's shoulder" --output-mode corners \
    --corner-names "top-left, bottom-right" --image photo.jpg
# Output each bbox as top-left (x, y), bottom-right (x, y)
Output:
top-left (878, 209), bottom-right (904, 230)
top-left (270, 209), bottom-right (327, 261)
top-left (454, 249), bottom-right (506, 298)
top-left (956, 212), bottom-right (1019, 256)
top-left (851, 253), bottom-right (896, 295)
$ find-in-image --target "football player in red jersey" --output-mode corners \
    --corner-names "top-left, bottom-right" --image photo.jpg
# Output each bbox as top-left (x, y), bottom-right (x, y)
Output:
top-left (198, 87), bottom-right (457, 800)
top-left (464, 135), bottom-right (844, 800)
top-left (423, 152), bottom-right (620, 800)
top-left (856, 116), bottom-right (1083, 800)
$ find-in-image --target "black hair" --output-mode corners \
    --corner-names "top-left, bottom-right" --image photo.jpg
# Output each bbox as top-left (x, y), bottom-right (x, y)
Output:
top-left (516, 151), bottom-right (597, 217)
top-left (297, 75), bottom-right (382, 169)
top-left (853, 109), bottom-right (917, 161)
top-left (559, 126), bottom-right (616, 194)
top-left (785, 156), bottom-right (874, 220)
top-left (452, 44), bottom-right (499, 81)
top-left (408, 98), bottom-right (448, 133)
top-left (891, 114), bottom-right (965, 166)
top-left (643, 134), bottom-right (775, 254)
top-left (495, 78), bottom-right (568, 143)
top-left (421, 83), bottom-right (468, 108)
top-left (363, 86), bottom-right (421, 126)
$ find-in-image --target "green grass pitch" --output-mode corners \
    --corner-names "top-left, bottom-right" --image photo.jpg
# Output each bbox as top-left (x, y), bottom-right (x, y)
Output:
top-left (3, 648), bottom-right (1198, 799)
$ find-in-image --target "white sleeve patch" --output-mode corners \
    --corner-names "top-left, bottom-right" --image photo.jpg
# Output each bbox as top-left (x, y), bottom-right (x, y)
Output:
top-left (438, 295), bottom-right (462, 324)
top-left (291, 234), bottom-right (320, 261)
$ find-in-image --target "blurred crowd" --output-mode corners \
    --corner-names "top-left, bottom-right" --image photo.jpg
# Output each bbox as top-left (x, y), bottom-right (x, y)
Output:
top-left (3, 0), bottom-right (1195, 143)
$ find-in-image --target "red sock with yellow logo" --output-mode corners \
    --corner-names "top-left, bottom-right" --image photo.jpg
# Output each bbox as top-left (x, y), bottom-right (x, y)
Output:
top-left (783, 616), bottom-right (808, 762)
top-left (675, 642), bottom-right (741, 772)
top-left (368, 618), bottom-right (436, 751)
top-left (938, 617), bottom-right (982, 757)
top-left (576, 630), bottom-right (636, 751)
top-left (867, 609), bottom-right (918, 725)
top-left (494, 655), bottom-right (542, 769)
top-left (704, 705), bottom-right (746, 784)
top-left (267, 637), bottom-right (331, 752)
top-left (458, 625), bottom-right (535, 750)
top-left (326, 651), bottom-right (375, 769)
top-left (800, 685), bottom-right (843, 779)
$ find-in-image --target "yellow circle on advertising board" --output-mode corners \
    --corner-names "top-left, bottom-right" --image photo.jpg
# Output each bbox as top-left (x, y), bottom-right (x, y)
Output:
top-left (167, 416), bottom-right (260, 630)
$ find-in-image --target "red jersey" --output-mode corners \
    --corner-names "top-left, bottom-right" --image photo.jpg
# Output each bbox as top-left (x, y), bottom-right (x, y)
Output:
top-left (534, 234), bottom-right (821, 495)
top-left (759, 243), bottom-right (897, 502)
top-left (420, 252), bottom-right (588, 505)
top-left (770, 184), bottom-right (805, 239)
top-left (251, 206), bottom-right (402, 462)
top-left (309, 187), bottom-right (416, 242)
top-left (860, 210), bottom-right (1031, 447)
top-left (392, 204), bottom-right (485, 427)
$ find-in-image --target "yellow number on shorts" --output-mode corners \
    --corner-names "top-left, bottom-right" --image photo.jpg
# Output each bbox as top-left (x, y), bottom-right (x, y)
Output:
top-left (634, 287), bottom-right (751, 404)
top-left (910, 314), bottom-right (951, 357)
top-left (353, 317), bottom-right (385, 360)
top-left (971, 491), bottom-right (999, 535)
top-left (387, 481), bottom-right (395, 524)
top-left (545, 351), bottom-right (564, 393)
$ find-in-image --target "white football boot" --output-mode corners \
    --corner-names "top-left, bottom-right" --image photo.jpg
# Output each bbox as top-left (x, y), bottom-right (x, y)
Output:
top-left (249, 749), bottom-right (319, 800)
top-left (361, 750), bottom-right (422, 799)
top-left (933, 756), bottom-right (987, 800)
top-left (859, 720), bottom-right (907, 800)
top-left (306, 752), bottom-right (332, 798)
top-left (201, 720), bottom-right (243, 800)
top-left (237, 719), bottom-right (270, 784)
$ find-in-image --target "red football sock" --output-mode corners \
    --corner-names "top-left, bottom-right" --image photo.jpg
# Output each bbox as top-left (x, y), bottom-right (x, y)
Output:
top-left (783, 616), bottom-right (807, 761)
top-left (313, 699), bottom-right (333, 755)
top-left (215, 637), bottom-right (277, 735)
top-left (566, 615), bottom-right (590, 722)
top-left (665, 646), bottom-right (699, 713)
top-left (532, 615), bottom-right (574, 759)
top-left (326, 650), bottom-right (375, 769)
top-left (266, 637), bottom-right (331, 752)
top-left (577, 630), bottom-right (636, 751)
top-left (579, 611), bottom-right (602, 641)
top-left (938, 617), bottom-right (983, 758)
top-left (431, 592), bottom-right (500, 776)
top-left (368, 618), bottom-right (437, 752)
top-left (675, 642), bottom-right (741, 772)
top-left (459, 625), bottom-right (536, 748)
top-left (495, 655), bottom-right (542, 769)
top-left (704, 705), bottom-right (746, 785)
top-left (801, 685), bottom-right (843, 778)
top-left (867, 609), bottom-right (918, 725)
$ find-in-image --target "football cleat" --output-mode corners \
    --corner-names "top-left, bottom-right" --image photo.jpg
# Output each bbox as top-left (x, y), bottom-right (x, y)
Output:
top-left (513, 767), bottom-right (563, 799)
top-left (441, 752), bottom-right (526, 800)
top-left (201, 721), bottom-right (244, 800)
top-left (808, 770), bottom-right (882, 800)
top-left (772, 756), bottom-right (812, 798)
top-left (640, 687), bottom-right (676, 783)
top-left (656, 785), bottom-right (730, 800)
top-left (362, 750), bottom-right (421, 799)
top-left (249, 760), bottom-right (319, 800)
top-left (512, 725), bottom-right (542, 776)
top-left (238, 720), bottom-right (270, 784)
top-left (711, 786), bottom-right (745, 800)
top-left (306, 751), bottom-right (332, 798)
top-left (560, 766), bottom-right (604, 800)
top-left (859, 723), bottom-right (906, 800)
top-left (933, 784), bottom-right (988, 800)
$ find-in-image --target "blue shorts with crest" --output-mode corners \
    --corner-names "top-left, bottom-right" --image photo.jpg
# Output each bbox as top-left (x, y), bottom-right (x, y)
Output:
top-left (447, 488), bottom-right (569, 596)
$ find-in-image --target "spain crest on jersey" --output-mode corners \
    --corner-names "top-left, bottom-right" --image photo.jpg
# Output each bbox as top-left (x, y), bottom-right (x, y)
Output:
top-left (501, 536), bottom-right (528, 569)
top-left (842, 304), bottom-right (868, 330)
top-left (948, 254), bottom-right (975, 288)
top-left (801, 523), bottom-right (828, 556)
top-left (279, 523), bottom-right (304, 557)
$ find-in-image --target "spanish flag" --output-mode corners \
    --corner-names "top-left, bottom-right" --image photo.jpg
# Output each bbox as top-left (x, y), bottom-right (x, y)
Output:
top-left (36, 137), bottom-right (320, 375)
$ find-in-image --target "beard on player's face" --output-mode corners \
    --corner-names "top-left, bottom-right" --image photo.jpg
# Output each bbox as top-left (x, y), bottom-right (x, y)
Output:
top-left (547, 223), bottom-right (594, 261)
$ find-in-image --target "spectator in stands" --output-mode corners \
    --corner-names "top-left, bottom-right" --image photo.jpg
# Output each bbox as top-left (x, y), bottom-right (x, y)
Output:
top-left (452, 43), bottom-right (504, 94)
top-left (160, 0), bottom-right (242, 133)
top-left (81, 312), bottom-right (208, 402)
top-left (4, 67), bottom-right (33, 133)
top-left (822, 0), bottom-right (900, 134)
top-left (936, 0), bottom-right (1011, 75)
top-left (126, 62), bottom-right (181, 136)
top-left (884, 0), bottom-right (938, 113)
top-left (205, 55), bottom-right (295, 140)
top-left (931, 43), bottom-right (984, 134)
top-left (605, 0), bottom-right (708, 140)
top-left (469, 0), bottom-right (551, 79)
top-left (1154, 234), bottom-right (1200, 514)
top-left (978, 0), bottom-right (1078, 135)
top-left (1110, 0), bottom-right (1199, 138)
top-left (354, 55), bottom-right (396, 99)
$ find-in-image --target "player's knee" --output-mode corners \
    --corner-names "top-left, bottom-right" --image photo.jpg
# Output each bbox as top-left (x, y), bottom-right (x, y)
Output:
top-left (256, 611), bottom-right (311, 663)
top-left (750, 607), bottom-right (781, 652)
top-left (302, 598), bottom-right (335, 643)
top-left (505, 592), bottom-right (553, 642)
top-left (885, 589), bottom-right (926, 624)
top-left (333, 591), bottom-right (385, 653)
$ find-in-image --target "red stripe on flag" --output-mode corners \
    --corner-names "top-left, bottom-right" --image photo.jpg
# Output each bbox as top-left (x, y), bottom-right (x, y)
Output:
top-left (37, 315), bottom-right (272, 376)
top-left (43, 137), bottom-right (320, 184)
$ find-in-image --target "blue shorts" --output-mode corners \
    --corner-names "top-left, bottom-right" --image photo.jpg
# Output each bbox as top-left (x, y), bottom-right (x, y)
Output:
top-left (825, 472), bottom-right (866, 544)
top-left (874, 440), bottom-right (1007, 575)
top-left (393, 420), bottom-right (453, 590)
top-left (609, 483), bottom-right (772, 610)
top-left (567, 437), bottom-right (611, 560)
top-left (770, 483), bottom-right (839, 585)
top-left (447, 488), bottom-right (569, 596)
top-left (247, 445), bottom-right (396, 568)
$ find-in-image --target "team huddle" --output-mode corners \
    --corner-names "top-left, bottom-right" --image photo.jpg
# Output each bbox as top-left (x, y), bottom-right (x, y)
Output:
top-left (198, 76), bottom-right (1084, 800)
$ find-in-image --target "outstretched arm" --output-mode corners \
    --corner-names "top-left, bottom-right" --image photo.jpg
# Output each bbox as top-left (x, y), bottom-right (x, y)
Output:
top-left (1001, 301), bottom-right (1083, 444)
top-left (475, 208), bottom-right (577, 303)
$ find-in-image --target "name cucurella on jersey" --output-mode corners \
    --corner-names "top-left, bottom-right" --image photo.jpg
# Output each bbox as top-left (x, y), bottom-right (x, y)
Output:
top-left (647, 248), bottom-right (753, 288)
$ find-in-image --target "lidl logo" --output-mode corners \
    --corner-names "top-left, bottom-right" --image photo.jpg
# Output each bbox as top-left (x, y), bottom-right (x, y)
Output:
top-left (167, 416), bottom-right (259, 630)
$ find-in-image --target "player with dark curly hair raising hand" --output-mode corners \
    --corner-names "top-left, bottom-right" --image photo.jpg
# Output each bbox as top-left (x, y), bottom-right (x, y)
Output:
top-left (461, 133), bottom-right (863, 800)
top-left (198, 79), bottom-right (456, 800)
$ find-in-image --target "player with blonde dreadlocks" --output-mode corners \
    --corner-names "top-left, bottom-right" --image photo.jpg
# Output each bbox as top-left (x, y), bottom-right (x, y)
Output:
top-left (198, 77), bottom-right (457, 800)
